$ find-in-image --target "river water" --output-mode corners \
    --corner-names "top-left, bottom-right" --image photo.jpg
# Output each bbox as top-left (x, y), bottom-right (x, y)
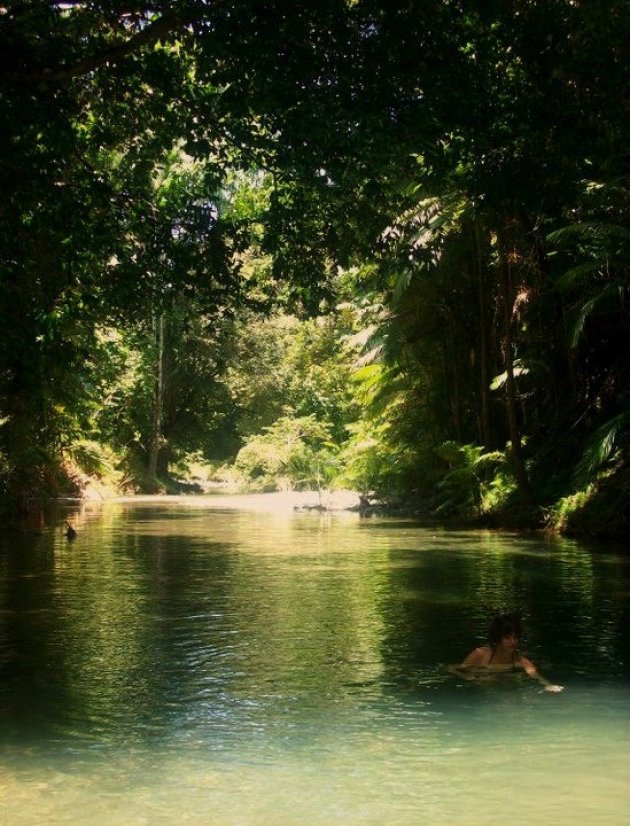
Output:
top-left (1, 495), bottom-right (628, 825)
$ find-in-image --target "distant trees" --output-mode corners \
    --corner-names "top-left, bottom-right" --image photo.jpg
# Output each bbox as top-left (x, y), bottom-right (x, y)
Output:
top-left (226, 311), bottom-right (359, 491)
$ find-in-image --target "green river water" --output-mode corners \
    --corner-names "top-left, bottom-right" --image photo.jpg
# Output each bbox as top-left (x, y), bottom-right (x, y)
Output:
top-left (1, 495), bottom-right (628, 825)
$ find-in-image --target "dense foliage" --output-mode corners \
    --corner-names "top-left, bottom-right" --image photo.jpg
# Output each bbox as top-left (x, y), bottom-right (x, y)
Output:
top-left (0, 1), bottom-right (627, 534)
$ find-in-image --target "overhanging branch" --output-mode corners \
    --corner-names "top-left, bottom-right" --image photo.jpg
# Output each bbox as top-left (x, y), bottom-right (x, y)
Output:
top-left (2, 8), bottom-right (198, 87)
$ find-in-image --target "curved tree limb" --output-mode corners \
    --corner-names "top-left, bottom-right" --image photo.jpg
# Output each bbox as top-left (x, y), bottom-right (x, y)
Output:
top-left (1, 6), bottom-right (201, 87)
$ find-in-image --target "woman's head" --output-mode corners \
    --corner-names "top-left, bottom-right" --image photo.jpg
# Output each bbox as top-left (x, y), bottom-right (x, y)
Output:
top-left (488, 612), bottom-right (522, 649)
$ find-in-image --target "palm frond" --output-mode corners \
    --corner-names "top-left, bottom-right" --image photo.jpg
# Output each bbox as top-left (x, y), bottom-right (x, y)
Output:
top-left (391, 270), bottom-right (412, 306)
top-left (548, 222), bottom-right (630, 246)
top-left (566, 283), bottom-right (624, 346)
top-left (354, 345), bottom-right (384, 368)
top-left (566, 295), bottom-right (600, 347)
top-left (555, 261), bottom-right (605, 290)
top-left (490, 362), bottom-right (530, 391)
top-left (573, 412), bottom-right (629, 488)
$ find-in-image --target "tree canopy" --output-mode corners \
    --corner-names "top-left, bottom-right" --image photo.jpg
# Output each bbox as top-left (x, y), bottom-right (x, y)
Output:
top-left (0, 0), bottom-right (628, 534)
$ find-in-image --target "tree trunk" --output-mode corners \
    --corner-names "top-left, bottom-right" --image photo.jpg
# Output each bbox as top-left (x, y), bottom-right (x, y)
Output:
top-left (148, 313), bottom-right (164, 482)
top-left (475, 219), bottom-right (494, 450)
top-left (452, 347), bottom-right (463, 442)
top-left (497, 229), bottom-right (533, 507)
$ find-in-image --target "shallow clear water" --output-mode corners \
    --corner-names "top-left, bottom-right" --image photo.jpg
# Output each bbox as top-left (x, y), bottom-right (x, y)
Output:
top-left (1, 496), bottom-right (629, 824)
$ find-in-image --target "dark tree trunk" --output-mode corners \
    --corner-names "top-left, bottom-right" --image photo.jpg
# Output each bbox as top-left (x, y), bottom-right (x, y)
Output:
top-left (497, 229), bottom-right (533, 507)
top-left (475, 220), bottom-right (494, 450)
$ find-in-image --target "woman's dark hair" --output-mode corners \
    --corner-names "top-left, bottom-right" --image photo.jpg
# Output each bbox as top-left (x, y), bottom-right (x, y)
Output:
top-left (488, 613), bottom-right (522, 649)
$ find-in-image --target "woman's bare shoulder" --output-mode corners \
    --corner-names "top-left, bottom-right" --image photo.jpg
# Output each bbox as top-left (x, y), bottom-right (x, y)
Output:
top-left (462, 646), bottom-right (491, 666)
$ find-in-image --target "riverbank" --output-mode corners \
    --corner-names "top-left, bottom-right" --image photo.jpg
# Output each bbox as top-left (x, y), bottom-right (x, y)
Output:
top-left (110, 489), bottom-right (364, 513)
top-left (5, 458), bottom-right (628, 540)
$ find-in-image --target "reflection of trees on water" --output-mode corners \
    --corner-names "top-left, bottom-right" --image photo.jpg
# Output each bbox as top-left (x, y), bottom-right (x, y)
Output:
top-left (0, 504), bottom-right (628, 748)
top-left (223, 529), bottom-right (390, 706)
top-left (0, 504), bottom-right (394, 739)
top-left (371, 529), bottom-right (629, 680)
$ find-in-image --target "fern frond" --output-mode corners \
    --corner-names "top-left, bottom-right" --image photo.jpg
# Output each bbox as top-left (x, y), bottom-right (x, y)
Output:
top-left (474, 451), bottom-right (507, 468)
top-left (556, 261), bottom-right (604, 290)
top-left (548, 222), bottom-right (630, 246)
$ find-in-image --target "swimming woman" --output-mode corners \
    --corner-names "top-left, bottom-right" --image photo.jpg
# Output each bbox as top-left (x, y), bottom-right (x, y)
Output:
top-left (452, 613), bottom-right (564, 692)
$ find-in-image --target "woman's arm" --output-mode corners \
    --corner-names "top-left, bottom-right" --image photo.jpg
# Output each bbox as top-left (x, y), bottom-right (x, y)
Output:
top-left (519, 656), bottom-right (564, 692)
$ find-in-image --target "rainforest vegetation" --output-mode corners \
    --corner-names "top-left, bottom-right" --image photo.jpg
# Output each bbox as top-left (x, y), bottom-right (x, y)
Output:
top-left (0, 1), bottom-right (628, 536)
